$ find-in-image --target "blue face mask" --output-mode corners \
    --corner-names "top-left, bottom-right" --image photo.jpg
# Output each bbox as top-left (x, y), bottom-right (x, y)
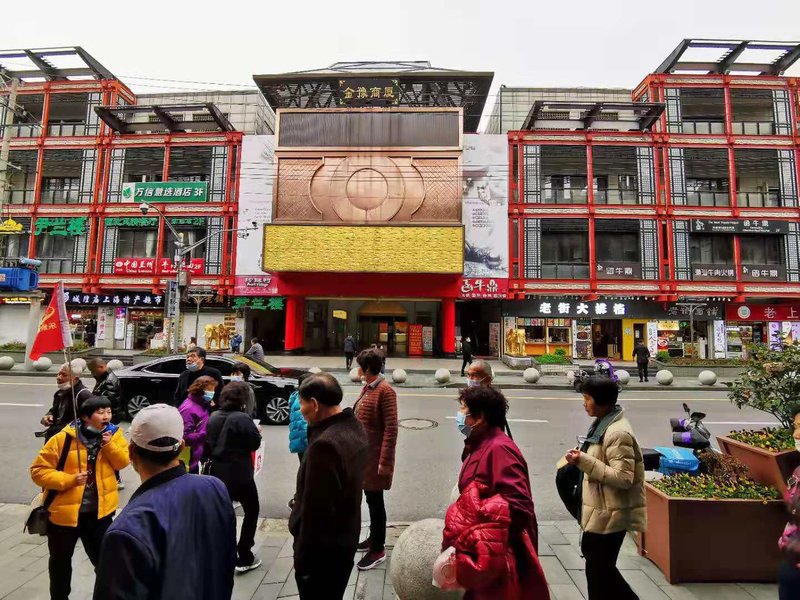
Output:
top-left (203, 390), bottom-right (214, 402)
top-left (186, 362), bottom-right (200, 372)
top-left (455, 411), bottom-right (472, 437)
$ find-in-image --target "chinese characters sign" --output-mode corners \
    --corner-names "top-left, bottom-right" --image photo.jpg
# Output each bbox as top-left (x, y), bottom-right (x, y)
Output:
top-left (63, 290), bottom-right (164, 308)
top-left (690, 219), bottom-right (790, 235)
top-left (726, 304), bottom-right (800, 322)
top-left (459, 278), bottom-right (508, 299)
top-left (105, 217), bottom-right (158, 228)
top-left (34, 217), bottom-right (87, 237)
top-left (506, 298), bottom-right (724, 319)
top-left (159, 258), bottom-right (205, 276)
top-left (337, 78), bottom-right (400, 106)
top-left (741, 265), bottom-right (786, 281)
top-left (408, 324), bottom-right (423, 356)
top-left (233, 275), bottom-right (281, 297)
top-left (122, 182), bottom-right (208, 203)
top-left (113, 258), bottom-right (205, 275)
top-left (169, 217), bottom-right (206, 227)
top-left (0, 218), bottom-right (24, 234)
top-left (692, 265), bottom-right (736, 280)
top-left (595, 262), bottom-right (641, 279)
top-left (232, 297), bottom-right (285, 311)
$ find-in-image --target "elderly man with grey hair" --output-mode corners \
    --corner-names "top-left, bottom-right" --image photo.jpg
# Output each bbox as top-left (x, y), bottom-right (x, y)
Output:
top-left (465, 359), bottom-right (494, 387)
top-left (40, 362), bottom-right (92, 441)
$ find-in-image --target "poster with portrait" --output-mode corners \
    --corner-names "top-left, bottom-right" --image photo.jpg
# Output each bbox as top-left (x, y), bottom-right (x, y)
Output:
top-left (462, 135), bottom-right (508, 278)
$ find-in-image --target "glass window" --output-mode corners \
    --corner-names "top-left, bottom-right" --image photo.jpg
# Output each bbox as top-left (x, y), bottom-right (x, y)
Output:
top-left (596, 232), bottom-right (639, 262)
top-left (542, 232), bottom-right (588, 263)
top-left (206, 358), bottom-right (232, 376)
top-left (524, 325), bottom-right (545, 342)
top-left (164, 227), bottom-right (206, 260)
top-left (117, 229), bottom-right (157, 258)
top-left (690, 235), bottom-right (734, 263)
top-left (740, 236), bottom-right (782, 265)
top-left (146, 357), bottom-right (186, 375)
top-left (0, 234), bottom-right (30, 258)
top-left (35, 234), bottom-right (74, 272)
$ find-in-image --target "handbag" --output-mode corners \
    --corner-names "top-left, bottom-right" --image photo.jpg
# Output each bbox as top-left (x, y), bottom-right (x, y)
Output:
top-left (555, 439), bottom-right (590, 520)
top-left (202, 414), bottom-right (235, 475)
top-left (25, 436), bottom-right (73, 536)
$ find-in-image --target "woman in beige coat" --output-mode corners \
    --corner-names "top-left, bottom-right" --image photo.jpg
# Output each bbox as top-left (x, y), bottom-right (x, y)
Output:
top-left (564, 376), bottom-right (645, 600)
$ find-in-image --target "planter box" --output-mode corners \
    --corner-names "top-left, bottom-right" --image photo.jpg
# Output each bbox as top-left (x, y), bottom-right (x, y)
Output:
top-left (718, 435), bottom-right (800, 495)
top-left (638, 483), bottom-right (784, 583)
top-left (652, 360), bottom-right (744, 379)
top-left (0, 348), bottom-right (94, 365)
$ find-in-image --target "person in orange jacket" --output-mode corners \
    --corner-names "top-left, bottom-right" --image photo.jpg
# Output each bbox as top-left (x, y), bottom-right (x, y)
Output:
top-left (30, 395), bottom-right (130, 600)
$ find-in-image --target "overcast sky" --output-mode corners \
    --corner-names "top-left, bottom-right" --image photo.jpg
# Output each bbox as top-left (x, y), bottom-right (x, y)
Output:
top-left (4, 0), bottom-right (800, 110)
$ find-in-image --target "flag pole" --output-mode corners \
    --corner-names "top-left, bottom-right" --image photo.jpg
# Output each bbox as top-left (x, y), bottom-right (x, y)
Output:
top-left (64, 347), bottom-right (82, 473)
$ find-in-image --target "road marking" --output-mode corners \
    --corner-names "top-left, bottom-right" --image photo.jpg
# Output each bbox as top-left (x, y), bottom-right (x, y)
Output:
top-left (444, 416), bottom-right (549, 424)
top-left (0, 403), bottom-right (43, 407)
top-left (0, 382), bottom-right (53, 387)
top-left (705, 421), bottom-right (778, 426)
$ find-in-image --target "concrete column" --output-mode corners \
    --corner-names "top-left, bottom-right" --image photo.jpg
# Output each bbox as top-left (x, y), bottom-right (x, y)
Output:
top-left (442, 298), bottom-right (455, 356)
top-left (284, 297), bottom-right (305, 352)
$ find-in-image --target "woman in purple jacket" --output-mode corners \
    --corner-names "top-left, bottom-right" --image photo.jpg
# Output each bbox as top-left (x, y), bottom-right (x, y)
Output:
top-left (178, 376), bottom-right (215, 473)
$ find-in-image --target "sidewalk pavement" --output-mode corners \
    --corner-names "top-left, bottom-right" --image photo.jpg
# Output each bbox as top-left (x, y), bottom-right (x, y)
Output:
top-left (0, 504), bottom-right (776, 599)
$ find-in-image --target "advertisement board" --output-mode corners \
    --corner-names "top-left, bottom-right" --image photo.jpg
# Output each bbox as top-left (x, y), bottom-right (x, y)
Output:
top-left (408, 324), bottom-right (423, 356)
top-left (463, 135), bottom-right (508, 279)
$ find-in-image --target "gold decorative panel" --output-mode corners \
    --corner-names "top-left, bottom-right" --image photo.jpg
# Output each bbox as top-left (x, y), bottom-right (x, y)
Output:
top-left (262, 224), bottom-right (463, 273)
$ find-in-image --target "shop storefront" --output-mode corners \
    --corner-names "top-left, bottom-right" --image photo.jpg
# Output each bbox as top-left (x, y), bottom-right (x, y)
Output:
top-left (725, 303), bottom-right (800, 356)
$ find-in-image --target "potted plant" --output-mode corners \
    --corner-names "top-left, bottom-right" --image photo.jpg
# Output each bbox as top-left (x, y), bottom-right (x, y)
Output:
top-left (639, 454), bottom-right (784, 583)
top-left (726, 340), bottom-right (800, 492)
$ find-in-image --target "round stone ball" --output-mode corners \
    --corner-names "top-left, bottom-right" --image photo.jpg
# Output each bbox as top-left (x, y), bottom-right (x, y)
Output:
top-left (523, 368), bottom-right (540, 384)
top-left (33, 356), bottom-right (53, 371)
top-left (434, 369), bottom-right (451, 384)
top-left (71, 358), bottom-right (87, 373)
top-left (390, 519), bottom-right (464, 600)
top-left (656, 369), bottom-right (674, 386)
top-left (106, 359), bottom-right (124, 372)
top-left (566, 370), bottom-right (576, 383)
top-left (698, 370), bottom-right (717, 386)
top-left (349, 368), bottom-right (361, 382)
top-left (392, 368), bottom-right (408, 384)
top-left (0, 356), bottom-right (14, 370)
top-left (616, 369), bottom-right (631, 386)
top-left (307, 367), bottom-right (322, 374)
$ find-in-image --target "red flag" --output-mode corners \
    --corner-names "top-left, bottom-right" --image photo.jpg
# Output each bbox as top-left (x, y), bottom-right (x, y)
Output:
top-left (29, 281), bottom-right (72, 361)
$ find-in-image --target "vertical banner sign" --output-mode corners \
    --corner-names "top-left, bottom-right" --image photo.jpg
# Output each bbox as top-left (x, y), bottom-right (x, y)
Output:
top-left (29, 280), bottom-right (72, 360)
top-left (489, 322), bottom-right (501, 357)
top-left (422, 327), bottom-right (434, 354)
top-left (713, 320), bottom-right (726, 359)
top-left (647, 321), bottom-right (659, 358)
top-left (114, 308), bottom-right (126, 341)
top-left (97, 310), bottom-right (107, 342)
top-left (408, 325), bottom-right (423, 356)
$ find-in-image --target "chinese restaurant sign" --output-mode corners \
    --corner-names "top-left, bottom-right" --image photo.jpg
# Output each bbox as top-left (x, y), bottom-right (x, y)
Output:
top-left (160, 258), bottom-right (205, 276)
top-left (506, 298), bottom-right (723, 319)
top-left (596, 262), bottom-right (641, 279)
top-left (459, 278), bottom-right (508, 299)
top-left (122, 182), bottom-right (208, 203)
top-left (63, 290), bottom-right (164, 307)
top-left (337, 78), bottom-right (400, 106)
top-left (232, 297), bottom-right (285, 311)
top-left (113, 257), bottom-right (205, 275)
top-left (408, 324), bottom-right (423, 356)
top-left (0, 218), bottom-right (24, 234)
top-left (741, 265), bottom-right (786, 281)
top-left (726, 304), bottom-right (800, 322)
top-left (34, 217), bottom-right (87, 237)
top-left (233, 274), bottom-right (281, 297)
top-left (690, 219), bottom-right (790, 235)
top-left (105, 217), bottom-right (158, 228)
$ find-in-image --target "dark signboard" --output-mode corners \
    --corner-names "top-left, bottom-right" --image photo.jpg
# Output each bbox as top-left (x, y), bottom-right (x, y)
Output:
top-left (692, 264), bottom-right (737, 281)
top-left (595, 262), bottom-right (642, 279)
top-left (504, 297), bottom-right (724, 319)
top-left (690, 219), bottom-right (790, 235)
top-left (741, 264), bottom-right (787, 282)
top-left (337, 78), bottom-right (400, 106)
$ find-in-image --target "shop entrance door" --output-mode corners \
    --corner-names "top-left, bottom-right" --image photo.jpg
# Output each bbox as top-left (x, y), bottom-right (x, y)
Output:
top-left (592, 320), bottom-right (622, 359)
top-left (358, 301), bottom-right (408, 356)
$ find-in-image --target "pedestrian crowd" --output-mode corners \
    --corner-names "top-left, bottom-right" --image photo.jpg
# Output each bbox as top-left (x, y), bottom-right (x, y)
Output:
top-left (25, 345), bottom-right (800, 600)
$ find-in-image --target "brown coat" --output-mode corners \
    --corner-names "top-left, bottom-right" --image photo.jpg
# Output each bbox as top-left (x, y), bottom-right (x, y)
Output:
top-left (354, 378), bottom-right (399, 491)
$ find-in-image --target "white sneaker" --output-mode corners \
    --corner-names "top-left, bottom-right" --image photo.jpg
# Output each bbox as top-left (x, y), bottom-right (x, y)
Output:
top-left (232, 501), bottom-right (242, 510)
top-left (235, 559), bottom-right (262, 574)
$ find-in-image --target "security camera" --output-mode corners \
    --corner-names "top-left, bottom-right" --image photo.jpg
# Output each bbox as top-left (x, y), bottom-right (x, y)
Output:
top-left (251, 221), bottom-right (257, 229)
top-left (139, 202), bottom-right (150, 215)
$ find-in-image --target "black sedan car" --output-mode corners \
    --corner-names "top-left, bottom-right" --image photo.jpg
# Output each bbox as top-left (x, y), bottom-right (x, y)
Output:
top-left (115, 354), bottom-right (307, 425)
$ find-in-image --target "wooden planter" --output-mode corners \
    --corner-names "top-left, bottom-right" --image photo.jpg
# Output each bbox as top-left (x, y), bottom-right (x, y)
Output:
top-left (638, 483), bottom-right (785, 583)
top-left (718, 435), bottom-right (800, 494)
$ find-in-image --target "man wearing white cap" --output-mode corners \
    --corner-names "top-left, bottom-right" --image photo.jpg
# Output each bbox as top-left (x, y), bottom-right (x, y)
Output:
top-left (93, 404), bottom-right (237, 600)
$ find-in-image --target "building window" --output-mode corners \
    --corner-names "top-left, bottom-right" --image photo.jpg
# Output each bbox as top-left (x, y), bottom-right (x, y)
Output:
top-left (41, 177), bottom-right (81, 204)
top-left (740, 236), bottom-right (783, 265)
top-left (0, 234), bottom-right (30, 258)
top-left (596, 232), bottom-right (639, 262)
top-left (542, 231), bottom-right (589, 278)
top-left (117, 229), bottom-right (158, 258)
top-left (689, 235), bottom-right (733, 263)
top-left (35, 234), bottom-right (74, 273)
top-left (164, 227), bottom-right (206, 260)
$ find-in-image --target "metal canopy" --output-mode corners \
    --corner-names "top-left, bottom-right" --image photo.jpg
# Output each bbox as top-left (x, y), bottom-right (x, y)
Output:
top-left (521, 101), bottom-right (665, 132)
top-left (654, 39), bottom-right (800, 75)
top-left (95, 103), bottom-right (235, 134)
top-left (253, 61), bottom-right (494, 133)
top-left (0, 47), bottom-right (116, 82)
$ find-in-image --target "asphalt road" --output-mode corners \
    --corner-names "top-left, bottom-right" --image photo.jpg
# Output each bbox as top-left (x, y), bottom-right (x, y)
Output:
top-left (0, 376), bottom-right (778, 522)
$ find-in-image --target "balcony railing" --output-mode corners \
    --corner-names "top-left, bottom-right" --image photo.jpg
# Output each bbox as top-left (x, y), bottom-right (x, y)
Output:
top-left (541, 263), bottom-right (590, 279)
top-left (38, 259), bottom-right (74, 274)
top-left (594, 189), bottom-right (640, 205)
top-left (731, 121), bottom-right (775, 136)
top-left (39, 189), bottom-right (83, 204)
top-left (682, 121), bottom-right (725, 135)
top-left (686, 191), bottom-right (730, 207)
top-left (0, 123), bottom-right (41, 138)
top-left (5, 189), bottom-right (36, 204)
top-left (543, 189), bottom-right (589, 204)
top-left (47, 122), bottom-right (87, 137)
top-left (738, 191), bottom-right (782, 208)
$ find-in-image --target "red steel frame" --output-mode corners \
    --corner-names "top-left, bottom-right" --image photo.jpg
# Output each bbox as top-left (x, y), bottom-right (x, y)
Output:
top-left (1, 79), bottom-right (243, 297)
top-left (509, 73), bottom-right (800, 302)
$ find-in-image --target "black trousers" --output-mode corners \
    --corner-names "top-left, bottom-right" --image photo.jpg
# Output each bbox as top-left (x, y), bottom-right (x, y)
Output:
top-left (345, 352), bottom-right (354, 369)
top-left (364, 490), bottom-right (386, 552)
top-left (780, 560), bottom-right (800, 600)
top-left (296, 553), bottom-right (355, 599)
top-left (637, 362), bottom-right (649, 381)
top-left (226, 479), bottom-right (260, 566)
top-left (48, 513), bottom-right (113, 600)
top-left (581, 530), bottom-right (639, 600)
top-left (461, 357), bottom-right (472, 376)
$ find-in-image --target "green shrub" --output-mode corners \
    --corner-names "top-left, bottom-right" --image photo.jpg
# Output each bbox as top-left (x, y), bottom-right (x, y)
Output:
top-left (0, 341), bottom-right (26, 351)
top-left (651, 473), bottom-right (779, 501)
top-left (727, 427), bottom-right (795, 452)
top-left (71, 340), bottom-right (89, 352)
top-left (656, 350), bottom-right (670, 362)
top-left (666, 357), bottom-right (745, 366)
top-left (554, 347), bottom-right (567, 357)
top-left (534, 353), bottom-right (571, 365)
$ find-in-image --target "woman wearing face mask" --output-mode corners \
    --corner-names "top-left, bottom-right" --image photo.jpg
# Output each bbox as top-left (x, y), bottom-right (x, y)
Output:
top-left (30, 395), bottom-right (129, 600)
top-left (231, 362), bottom-right (256, 418)
top-left (178, 376), bottom-right (215, 474)
top-left (448, 386), bottom-right (547, 599)
top-left (778, 405), bottom-right (800, 599)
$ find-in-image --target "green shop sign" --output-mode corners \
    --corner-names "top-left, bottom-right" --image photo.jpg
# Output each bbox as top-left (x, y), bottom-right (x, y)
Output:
top-left (105, 217), bottom-right (158, 228)
top-left (169, 217), bottom-right (206, 227)
top-left (233, 297), bottom-right (285, 311)
top-left (34, 217), bottom-right (88, 237)
top-left (122, 181), bottom-right (208, 203)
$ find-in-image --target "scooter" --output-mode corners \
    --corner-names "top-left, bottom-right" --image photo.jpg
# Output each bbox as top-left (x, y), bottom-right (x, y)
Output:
top-left (572, 358), bottom-right (621, 393)
top-left (671, 402), bottom-right (712, 452)
top-left (642, 403), bottom-right (714, 473)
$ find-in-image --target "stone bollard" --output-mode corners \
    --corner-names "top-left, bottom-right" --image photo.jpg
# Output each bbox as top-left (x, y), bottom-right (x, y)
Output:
top-left (616, 369), bottom-right (631, 386)
top-left (0, 356), bottom-right (14, 370)
top-left (71, 358), bottom-right (87, 373)
top-left (390, 519), bottom-right (463, 600)
top-left (656, 369), bottom-right (674, 386)
top-left (349, 368), bottom-right (361, 382)
top-left (106, 359), bottom-right (124, 372)
top-left (33, 357), bottom-right (53, 371)
top-left (308, 366), bottom-right (322, 374)
top-left (523, 368), bottom-right (540, 384)
top-left (392, 368), bottom-right (408, 384)
top-left (698, 370), bottom-right (717, 386)
top-left (434, 369), bottom-right (451, 384)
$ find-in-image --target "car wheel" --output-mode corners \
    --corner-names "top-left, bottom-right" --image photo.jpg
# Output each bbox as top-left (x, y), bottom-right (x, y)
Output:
top-left (127, 395), bottom-right (151, 419)
top-left (264, 395), bottom-right (290, 425)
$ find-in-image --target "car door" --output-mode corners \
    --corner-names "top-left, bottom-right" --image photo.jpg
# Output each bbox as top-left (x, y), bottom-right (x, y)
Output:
top-left (143, 357), bottom-right (187, 404)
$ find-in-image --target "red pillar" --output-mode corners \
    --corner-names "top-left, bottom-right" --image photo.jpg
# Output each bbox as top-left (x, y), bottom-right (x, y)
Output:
top-left (284, 296), bottom-right (305, 352)
top-left (442, 298), bottom-right (456, 356)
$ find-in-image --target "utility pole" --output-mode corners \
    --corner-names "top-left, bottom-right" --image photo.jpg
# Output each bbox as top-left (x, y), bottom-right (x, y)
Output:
top-left (0, 77), bottom-right (19, 209)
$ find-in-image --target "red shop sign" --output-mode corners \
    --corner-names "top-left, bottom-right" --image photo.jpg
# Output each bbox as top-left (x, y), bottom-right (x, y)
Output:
top-left (113, 258), bottom-right (155, 275)
top-left (159, 258), bottom-right (205, 275)
top-left (459, 277), bottom-right (508, 299)
top-left (726, 304), bottom-right (800, 321)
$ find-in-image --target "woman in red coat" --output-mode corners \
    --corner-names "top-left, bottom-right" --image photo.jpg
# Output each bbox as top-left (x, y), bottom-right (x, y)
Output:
top-left (354, 348), bottom-right (399, 571)
top-left (448, 385), bottom-right (549, 599)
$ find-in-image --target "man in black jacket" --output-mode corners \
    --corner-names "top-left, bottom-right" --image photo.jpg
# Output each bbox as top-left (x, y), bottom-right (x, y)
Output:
top-left (172, 347), bottom-right (224, 406)
top-left (289, 373), bottom-right (368, 599)
top-left (460, 336), bottom-right (474, 376)
top-left (40, 363), bottom-right (92, 440)
top-left (87, 358), bottom-right (123, 423)
top-left (632, 341), bottom-right (652, 382)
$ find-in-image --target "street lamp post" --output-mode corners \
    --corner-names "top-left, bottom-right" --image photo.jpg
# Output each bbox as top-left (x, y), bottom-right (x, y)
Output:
top-left (138, 202), bottom-right (256, 353)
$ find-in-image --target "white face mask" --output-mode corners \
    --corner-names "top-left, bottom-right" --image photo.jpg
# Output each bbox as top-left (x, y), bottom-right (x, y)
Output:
top-left (57, 381), bottom-right (73, 391)
top-left (795, 439), bottom-right (800, 454)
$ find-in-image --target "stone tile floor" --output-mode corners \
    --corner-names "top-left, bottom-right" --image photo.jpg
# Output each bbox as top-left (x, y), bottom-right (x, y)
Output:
top-left (0, 504), bottom-right (777, 599)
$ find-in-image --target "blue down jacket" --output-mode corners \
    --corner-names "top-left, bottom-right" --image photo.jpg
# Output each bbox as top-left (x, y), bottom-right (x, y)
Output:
top-left (288, 391), bottom-right (308, 454)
